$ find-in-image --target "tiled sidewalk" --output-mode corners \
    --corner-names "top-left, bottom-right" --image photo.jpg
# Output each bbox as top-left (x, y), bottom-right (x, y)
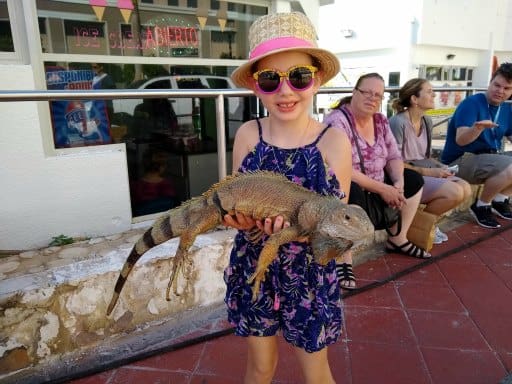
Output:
top-left (69, 219), bottom-right (512, 384)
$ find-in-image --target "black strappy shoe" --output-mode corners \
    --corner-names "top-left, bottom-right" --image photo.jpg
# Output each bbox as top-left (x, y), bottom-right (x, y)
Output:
top-left (336, 262), bottom-right (357, 290)
top-left (386, 240), bottom-right (431, 259)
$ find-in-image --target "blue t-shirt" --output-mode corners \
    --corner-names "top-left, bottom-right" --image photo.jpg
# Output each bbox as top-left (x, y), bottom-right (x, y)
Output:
top-left (441, 93), bottom-right (512, 164)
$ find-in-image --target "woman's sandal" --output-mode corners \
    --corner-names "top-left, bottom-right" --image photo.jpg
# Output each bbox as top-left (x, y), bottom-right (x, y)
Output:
top-left (336, 262), bottom-right (357, 290)
top-left (386, 240), bottom-right (431, 259)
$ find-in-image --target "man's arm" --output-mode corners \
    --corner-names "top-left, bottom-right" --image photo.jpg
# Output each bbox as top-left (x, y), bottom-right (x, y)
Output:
top-left (455, 120), bottom-right (497, 146)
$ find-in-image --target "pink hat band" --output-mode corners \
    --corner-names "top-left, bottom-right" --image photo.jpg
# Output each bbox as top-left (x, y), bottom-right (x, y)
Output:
top-left (249, 37), bottom-right (316, 60)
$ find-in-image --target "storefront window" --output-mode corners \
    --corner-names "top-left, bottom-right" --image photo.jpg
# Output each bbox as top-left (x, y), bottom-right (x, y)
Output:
top-left (37, 0), bottom-right (267, 216)
top-left (0, 0), bottom-right (14, 52)
top-left (36, 0), bottom-right (265, 58)
top-left (43, 59), bottom-right (256, 215)
top-left (42, 60), bottom-right (253, 147)
top-left (38, 0), bottom-right (266, 149)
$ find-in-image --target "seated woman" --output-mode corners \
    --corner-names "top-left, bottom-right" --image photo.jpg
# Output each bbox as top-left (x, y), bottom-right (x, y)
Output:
top-left (324, 73), bottom-right (429, 274)
top-left (389, 78), bottom-right (471, 244)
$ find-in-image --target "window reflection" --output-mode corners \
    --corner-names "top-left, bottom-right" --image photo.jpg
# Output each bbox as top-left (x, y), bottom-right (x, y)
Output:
top-left (36, 0), bottom-right (265, 58)
top-left (37, 0), bottom-right (267, 216)
top-left (43, 60), bottom-right (262, 216)
top-left (44, 62), bottom-right (251, 147)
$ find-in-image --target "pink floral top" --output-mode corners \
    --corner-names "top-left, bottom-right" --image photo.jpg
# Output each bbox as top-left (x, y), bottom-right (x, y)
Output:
top-left (323, 105), bottom-right (402, 182)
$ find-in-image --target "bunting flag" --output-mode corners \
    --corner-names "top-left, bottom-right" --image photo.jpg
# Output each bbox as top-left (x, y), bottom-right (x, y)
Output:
top-left (197, 16), bottom-right (208, 29)
top-left (89, 0), bottom-right (107, 21)
top-left (117, 0), bottom-right (134, 23)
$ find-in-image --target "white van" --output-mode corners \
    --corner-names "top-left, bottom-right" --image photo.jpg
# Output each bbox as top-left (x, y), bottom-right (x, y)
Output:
top-left (113, 75), bottom-right (242, 122)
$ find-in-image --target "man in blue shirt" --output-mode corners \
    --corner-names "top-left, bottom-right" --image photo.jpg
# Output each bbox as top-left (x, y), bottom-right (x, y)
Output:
top-left (441, 63), bottom-right (512, 229)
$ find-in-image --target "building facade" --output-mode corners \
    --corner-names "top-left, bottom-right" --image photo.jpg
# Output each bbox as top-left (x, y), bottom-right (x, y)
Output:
top-left (0, 0), bottom-right (332, 250)
top-left (318, 0), bottom-right (512, 113)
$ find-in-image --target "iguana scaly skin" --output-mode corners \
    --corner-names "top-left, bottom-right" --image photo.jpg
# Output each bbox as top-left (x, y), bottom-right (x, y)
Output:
top-left (106, 171), bottom-right (372, 315)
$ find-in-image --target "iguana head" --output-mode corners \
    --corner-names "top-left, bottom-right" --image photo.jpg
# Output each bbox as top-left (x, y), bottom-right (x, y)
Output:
top-left (309, 200), bottom-right (373, 265)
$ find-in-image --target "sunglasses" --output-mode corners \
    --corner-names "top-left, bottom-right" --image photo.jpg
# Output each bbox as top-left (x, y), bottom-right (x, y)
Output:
top-left (252, 65), bottom-right (318, 94)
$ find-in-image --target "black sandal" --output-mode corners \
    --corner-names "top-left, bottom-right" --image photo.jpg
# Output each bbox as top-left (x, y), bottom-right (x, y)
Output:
top-left (386, 240), bottom-right (431, 259)
top-left (336, 263), bottom-right (357, 290)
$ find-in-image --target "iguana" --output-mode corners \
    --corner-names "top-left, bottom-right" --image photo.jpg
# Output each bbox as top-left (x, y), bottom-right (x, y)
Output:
top-left (106, 171), bottom-right (372, 315)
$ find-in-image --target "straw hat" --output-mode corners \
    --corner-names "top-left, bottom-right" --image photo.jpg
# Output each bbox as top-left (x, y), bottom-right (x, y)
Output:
top-left (231, 12), bottom-right (340, 89)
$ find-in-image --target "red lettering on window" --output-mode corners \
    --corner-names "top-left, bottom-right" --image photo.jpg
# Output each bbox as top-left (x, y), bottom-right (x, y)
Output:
top-left (144, 27), bottom-right (155, 49)
top-left (189, 28), bottom-right (198, 47)
top-left (173, 27), bottom-right (181, 47)
top-left (71, 24), bottom-right (198, 51)
top-left (155, 26), bottom-right (166, 47)
top-left (90, 28), bottom-right (100, 48)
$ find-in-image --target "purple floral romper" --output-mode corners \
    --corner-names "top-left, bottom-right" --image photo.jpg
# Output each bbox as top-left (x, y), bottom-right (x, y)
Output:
top-left (224, 119), bottom-right (344, 353)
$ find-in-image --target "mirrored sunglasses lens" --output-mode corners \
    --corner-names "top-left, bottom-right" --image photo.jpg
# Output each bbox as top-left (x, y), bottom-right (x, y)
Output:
top-left (289, 67), bottom-right (313, 89)
top-left (257, 71), bottom-right (281, 92)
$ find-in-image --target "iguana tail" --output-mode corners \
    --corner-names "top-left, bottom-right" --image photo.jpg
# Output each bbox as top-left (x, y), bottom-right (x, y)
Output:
top-left (106, 221), bottom-right (167, 315)
top-left (106, 200), bottom-right (196, 316)
top-left (106, 195), bottom-right (221, 315)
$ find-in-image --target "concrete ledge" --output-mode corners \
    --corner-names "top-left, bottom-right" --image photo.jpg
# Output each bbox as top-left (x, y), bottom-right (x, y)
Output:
top-left (0, 227), bottom-right (235, 381)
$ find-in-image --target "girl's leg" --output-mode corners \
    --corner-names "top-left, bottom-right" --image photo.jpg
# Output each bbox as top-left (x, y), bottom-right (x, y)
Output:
top-left (293, 346), bottom-right (335, 384)
top-left (245, 335), bottom-right (278, 384)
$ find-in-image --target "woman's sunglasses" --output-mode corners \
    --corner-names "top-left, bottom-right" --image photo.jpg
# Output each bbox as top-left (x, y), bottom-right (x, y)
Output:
top-left (252, 65), bottom-right (318, 94)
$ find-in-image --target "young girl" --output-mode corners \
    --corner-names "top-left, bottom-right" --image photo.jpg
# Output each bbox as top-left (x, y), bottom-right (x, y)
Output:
top-left (389, 78), bottom-right (471, 243)
top-left (223, 12), bottom-right (352, 384)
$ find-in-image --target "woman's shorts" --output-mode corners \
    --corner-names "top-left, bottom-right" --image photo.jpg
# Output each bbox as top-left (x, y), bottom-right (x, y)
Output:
top-left (420, 175), bottom-right (466, 203)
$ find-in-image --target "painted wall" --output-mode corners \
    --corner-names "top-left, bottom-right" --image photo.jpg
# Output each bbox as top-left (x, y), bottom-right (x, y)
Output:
top-left (0, 65), bottom-right (132, 250)
top-left (318, 0), bottom-right (419, 53)
top-left (418, 0), bottom-right (497, 49)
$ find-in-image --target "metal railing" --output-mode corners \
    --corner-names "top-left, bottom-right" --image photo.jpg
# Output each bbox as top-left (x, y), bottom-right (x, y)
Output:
top-left (0, 85), bottom-right (493, 179)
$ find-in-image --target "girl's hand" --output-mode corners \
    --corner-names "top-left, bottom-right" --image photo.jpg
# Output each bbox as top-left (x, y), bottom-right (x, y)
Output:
top-left (225, 214), bottom-right (309, 242)
top-left (256, 215), bottom-right (290, 235)
top-left (222, 212), bottom-right (257, 231)
top-left (257, 216), bottom-right (309, 242)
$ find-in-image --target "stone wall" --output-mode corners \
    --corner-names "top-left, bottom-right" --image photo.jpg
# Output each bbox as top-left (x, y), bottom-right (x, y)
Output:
top-left (0, 227), bottom-right (235, 381)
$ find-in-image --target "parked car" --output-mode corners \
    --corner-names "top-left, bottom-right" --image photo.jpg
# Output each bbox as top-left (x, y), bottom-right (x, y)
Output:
top-left (113, 75), bottom-right (242, 122)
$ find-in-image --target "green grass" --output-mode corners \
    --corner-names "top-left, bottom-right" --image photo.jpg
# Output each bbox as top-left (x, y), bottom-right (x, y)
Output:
top-left (49, 235), bottom-right (75, 247)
